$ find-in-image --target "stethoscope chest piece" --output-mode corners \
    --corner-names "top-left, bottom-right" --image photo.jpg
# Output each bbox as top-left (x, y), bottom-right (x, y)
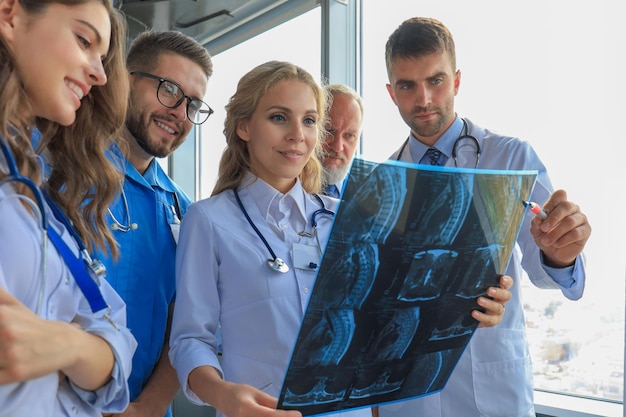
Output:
top-left (234, 188), bottom-right (333, 274)
top-left (268, 257), bottom-right (289, 273)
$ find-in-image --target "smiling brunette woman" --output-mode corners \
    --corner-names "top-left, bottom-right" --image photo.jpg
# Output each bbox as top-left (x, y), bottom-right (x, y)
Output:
top-left (0, 1), bottom-right (136, 416)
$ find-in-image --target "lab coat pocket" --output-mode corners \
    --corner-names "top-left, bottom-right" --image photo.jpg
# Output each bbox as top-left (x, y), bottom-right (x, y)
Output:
top-left (472, 328), bottom-right (534, 417)
top-left (245, 371), bottom-right (275, 395)
top-left (257, 381), bottom-right (275, 394)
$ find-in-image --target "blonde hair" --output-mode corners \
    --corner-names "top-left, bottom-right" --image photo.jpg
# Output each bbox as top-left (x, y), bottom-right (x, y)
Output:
top-left (0, 0), bottom-right (129, 257)
top-left (212, 60), bottom-right (328, 196)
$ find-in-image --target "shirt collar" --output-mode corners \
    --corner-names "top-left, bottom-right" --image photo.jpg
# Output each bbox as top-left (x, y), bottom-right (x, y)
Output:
top-left (123, 156), bottom-right (181, 193)
top-left (124, 157), bottom-right (157, 187)
top-left (409, 115), bottom-right (464, 161)
top-left (241, 172), bottom-right (308, 225)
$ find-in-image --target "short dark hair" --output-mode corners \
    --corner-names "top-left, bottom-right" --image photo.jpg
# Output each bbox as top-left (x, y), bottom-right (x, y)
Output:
top-left (385, 17), bottom-right (456, 80)
top-left (127, 30), bottom-right (213, 78)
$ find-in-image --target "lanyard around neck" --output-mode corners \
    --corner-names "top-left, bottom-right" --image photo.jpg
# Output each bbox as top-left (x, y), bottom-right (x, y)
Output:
top-left (2, 136), bottom-right (115, 327)
top-left (42, 191), bottom-right (117, 328)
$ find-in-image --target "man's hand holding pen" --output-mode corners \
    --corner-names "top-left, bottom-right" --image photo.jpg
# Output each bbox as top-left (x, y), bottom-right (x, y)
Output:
top-left (529, 189), bottom-right (591, 268)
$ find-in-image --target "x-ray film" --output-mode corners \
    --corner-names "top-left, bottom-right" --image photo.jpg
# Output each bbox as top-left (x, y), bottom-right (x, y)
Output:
top-left (277, 158), bottom-right (537, 416)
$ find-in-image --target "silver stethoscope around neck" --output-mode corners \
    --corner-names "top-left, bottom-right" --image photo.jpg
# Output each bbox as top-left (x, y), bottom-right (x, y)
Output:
top-left (397, 118), bottom-right (481, 168)
top-left (107, 183), bottom-right (183, 232)
top-left (108, 187), bottom-right (137, 232)
top-left (0, 137), bottom-right (117, 328)
top-left (233, 188), bottom-right (335, 273)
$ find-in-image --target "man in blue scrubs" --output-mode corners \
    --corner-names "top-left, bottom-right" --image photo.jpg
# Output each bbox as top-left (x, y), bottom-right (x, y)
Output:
top-left (96, 30), bottom-right (213, 417)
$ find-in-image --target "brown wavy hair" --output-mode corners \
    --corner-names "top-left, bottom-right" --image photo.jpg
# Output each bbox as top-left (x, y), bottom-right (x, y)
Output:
top-left (212, 60), bottom-right (328, 196)
top-left (0, 0), bottom-right (128, 257)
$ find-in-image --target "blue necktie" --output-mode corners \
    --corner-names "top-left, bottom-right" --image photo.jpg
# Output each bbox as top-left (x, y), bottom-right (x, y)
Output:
top-left (326, 184), bottom-right (340, 198)
top-left (421, 148), bottom-right (446, 166)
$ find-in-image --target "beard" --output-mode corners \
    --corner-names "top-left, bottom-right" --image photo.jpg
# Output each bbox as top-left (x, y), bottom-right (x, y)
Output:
top-left (126, 97), bottom-right (186, 158)
top-left (323, 162), bottom-right (351, 186)
top-left (403, 101), bottom-right (454, 140)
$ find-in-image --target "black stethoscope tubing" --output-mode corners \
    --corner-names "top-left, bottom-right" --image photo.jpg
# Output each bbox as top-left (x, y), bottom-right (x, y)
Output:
top-left (234, 188), bottom-right (287, 272)
top-left (233, 188), bottom-right (335, 273)
top-left (396, 118), bottom-right (481, 168)
top-left (311, 193), bottom-right (335, 228)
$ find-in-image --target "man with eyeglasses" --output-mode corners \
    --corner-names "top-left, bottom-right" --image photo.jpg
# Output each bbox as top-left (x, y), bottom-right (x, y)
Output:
top-left (94, 30), bottom-right (213, 417)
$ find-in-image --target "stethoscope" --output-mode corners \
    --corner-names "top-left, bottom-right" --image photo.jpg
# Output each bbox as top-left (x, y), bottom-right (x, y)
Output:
top-left (396, 118), bottom-right (481, 168)
top-left (233, 188), bottom-right (335, 273)
top-left (0, 137), bottom-right (118, 328)
top-left (108, 187), bottom-right (137, 232)
top-left (107, 184), bottom-right (183, 232)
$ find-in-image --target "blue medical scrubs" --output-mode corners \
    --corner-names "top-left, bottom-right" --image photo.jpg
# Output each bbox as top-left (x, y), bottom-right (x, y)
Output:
top-left (96, 156), bottom-right (191, 417)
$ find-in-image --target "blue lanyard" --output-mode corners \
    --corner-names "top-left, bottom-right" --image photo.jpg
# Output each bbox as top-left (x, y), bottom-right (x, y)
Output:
top-left (41, 191), bottom-right (115, 326)
top-left (46, 224), bottom-right (107, 310)
top-left (1, 136), bottom-right (116, 327)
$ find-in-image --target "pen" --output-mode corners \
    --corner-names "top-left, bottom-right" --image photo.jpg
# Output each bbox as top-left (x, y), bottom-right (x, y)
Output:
top-left (172, 192), bottom-right (183, 222)
top-left (523, 200), bottom-right (548, 220)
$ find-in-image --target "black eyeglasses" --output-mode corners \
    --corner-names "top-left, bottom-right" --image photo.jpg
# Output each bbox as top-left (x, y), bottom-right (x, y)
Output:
top-left (130, 70), bottom-right (213, 125)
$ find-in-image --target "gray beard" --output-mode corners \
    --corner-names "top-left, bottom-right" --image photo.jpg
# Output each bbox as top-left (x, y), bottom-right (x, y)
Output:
top-left (323, 163), bottom-right (350, 186)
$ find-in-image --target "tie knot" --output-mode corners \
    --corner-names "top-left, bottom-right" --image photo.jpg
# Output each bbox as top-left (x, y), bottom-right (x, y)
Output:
top-left (425, 148), bottom-right (444, 166)
top-left (326, 184), bottom-right (340, 198)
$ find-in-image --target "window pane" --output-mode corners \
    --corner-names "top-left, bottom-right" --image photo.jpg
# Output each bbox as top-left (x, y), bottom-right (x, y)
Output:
top-left (199, 9), bottom-right (321, 198)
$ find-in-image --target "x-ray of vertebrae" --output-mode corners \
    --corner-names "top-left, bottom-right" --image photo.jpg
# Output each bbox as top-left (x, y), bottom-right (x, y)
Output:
top-left (278, 159), bottom-right (537, 416)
